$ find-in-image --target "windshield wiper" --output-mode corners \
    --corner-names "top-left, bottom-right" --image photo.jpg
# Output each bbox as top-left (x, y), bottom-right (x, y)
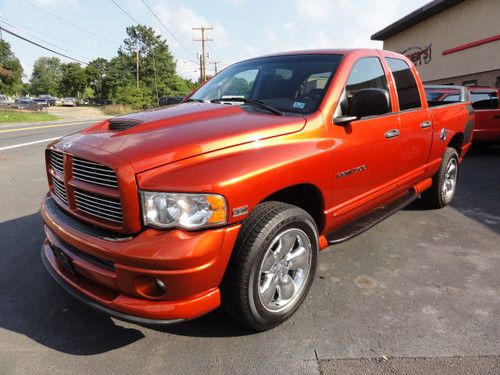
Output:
top-left (210, 98), bottom-right (284, 116)
top-left (183, 98), bottom-right (205, 103)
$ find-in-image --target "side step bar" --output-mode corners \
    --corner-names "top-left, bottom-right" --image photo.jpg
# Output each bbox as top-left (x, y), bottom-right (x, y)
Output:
top-left (326, 191), bottom-right (418, 245)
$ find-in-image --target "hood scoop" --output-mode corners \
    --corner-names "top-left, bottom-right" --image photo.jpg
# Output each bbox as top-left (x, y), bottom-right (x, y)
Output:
top-left (109, 118), bottom-right (143, 131)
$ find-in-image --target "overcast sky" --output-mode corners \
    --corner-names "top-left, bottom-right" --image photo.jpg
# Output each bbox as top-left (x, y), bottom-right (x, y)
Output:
top-left (1, 0), bottom-right (430, 81)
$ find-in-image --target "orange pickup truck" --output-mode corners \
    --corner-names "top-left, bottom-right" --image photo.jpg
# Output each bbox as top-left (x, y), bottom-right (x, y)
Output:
top-left (41, 49), bottom-right (474, 330)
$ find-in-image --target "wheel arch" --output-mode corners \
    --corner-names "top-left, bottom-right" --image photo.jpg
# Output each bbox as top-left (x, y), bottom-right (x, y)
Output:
top-left (261, 183), bottom-right (325, 233)
top-left (447, 132), bottom-right (464, 156)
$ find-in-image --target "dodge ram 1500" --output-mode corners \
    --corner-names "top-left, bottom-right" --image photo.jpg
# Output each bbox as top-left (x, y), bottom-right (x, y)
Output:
top-left (41, 49), bottom-right (474, 330)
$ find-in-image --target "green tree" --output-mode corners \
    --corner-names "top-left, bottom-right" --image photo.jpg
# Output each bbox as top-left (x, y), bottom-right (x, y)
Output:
top-left (0, 40), bottom-right (23, 95)
top-left (115, 84), bottom-right (153, 109)
top-left (85, 58), bottom-right (109, 103)
top-left (30, 57), bottom-right (62, 96)
top-left (115, 25), bottom-right (196, 106)
top-left (59, 63), bottom-right (86, 98)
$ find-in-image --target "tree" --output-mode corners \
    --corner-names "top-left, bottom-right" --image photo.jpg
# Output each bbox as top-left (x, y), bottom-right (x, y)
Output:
top-left (30, 57), bottom-right (62, 96)
top-left (85, 58), bottom-right (109, 103)
top-left (0, 40), bottom-right (24, 95)
top-left (59, 63), bottom-right (86, 98)
top-left (116, 25), bottom-right (196, 105)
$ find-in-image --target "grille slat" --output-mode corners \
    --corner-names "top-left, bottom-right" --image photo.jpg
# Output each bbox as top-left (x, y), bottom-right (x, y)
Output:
top-left (73, 157), bottom-right (118, 188)
top-left (75, 190), bottom-right (123, 224)
top-left (50, 150), bottom-right (64, 176)
top-left (74, 192), bottom-right (121, 209)
top-left (52, 177), bottom-right (67, 204)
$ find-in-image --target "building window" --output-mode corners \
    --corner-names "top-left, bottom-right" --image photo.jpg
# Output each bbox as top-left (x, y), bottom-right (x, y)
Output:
top-left (462, 79), bottom-right (477, 87)
top-left (496, 76), bottom-right (500, 88)
top-left (385, 57), bottom-right (422, 110)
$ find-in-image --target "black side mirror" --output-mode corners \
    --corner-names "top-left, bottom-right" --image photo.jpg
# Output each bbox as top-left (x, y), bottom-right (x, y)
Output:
top-left (350, 88), bottom-right (390, 117)
top-left (334, 88), bottom-right (390, 126)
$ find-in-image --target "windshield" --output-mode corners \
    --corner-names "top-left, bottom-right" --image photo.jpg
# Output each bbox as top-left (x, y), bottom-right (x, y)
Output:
top-left (190, 54), bottom-right (343, 114)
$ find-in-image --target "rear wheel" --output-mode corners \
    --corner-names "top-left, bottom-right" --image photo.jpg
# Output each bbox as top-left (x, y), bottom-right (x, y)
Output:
top-left (221, 201), bottom-right (318, 331)
top-left (421, 147), bottom-right (459, 208)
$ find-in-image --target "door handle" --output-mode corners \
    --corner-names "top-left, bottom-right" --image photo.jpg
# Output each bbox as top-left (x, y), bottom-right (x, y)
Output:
top-left (494, 115), bottom-right (500, 119)
top-left (385, 129), bottom-right (400, 138)
top-left (420, 121), bottom-right (432, 128)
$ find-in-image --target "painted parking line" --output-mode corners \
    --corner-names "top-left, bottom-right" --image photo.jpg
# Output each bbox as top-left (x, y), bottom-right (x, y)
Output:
top-left (0, 137), bottom-right (60, 151)
top-left (0, 120), bottom-right (97, 134)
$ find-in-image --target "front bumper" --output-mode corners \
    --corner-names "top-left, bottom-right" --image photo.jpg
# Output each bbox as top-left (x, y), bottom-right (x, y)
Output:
top-left (41, 194), bottom-right (241, 324)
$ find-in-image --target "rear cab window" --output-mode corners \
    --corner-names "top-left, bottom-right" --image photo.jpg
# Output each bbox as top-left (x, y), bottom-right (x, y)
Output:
top-left (385, 58), bottom-right (422, 111)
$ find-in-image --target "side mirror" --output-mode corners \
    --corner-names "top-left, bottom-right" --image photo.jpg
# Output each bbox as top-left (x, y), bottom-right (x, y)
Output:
top-left (349, 88), bottom-right (390, 118)
top-left (333, 88), bottom-right (389, 126)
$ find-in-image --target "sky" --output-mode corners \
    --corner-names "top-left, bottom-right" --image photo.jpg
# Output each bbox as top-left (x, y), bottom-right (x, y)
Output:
top-left (0, 0), bottom-right (431, 81)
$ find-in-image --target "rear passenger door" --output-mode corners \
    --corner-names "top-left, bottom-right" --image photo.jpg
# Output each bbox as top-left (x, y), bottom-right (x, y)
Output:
top-left (385, 57), bottom-right (433, 187)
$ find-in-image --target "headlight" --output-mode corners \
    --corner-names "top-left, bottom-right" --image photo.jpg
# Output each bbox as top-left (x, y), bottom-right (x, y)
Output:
top-left (140, 191), bottom-right (227, 230)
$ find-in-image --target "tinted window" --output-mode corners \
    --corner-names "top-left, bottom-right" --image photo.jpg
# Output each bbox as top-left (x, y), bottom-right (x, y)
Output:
top-left (471, 92), bottom-right (499, 110)
top-left (386, 58), bottom-right (422, 110)
top-left (343, 57), bottom-right (390, 115)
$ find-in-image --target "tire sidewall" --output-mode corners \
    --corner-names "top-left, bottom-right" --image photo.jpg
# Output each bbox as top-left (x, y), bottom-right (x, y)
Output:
top-left (438, 149), bottom-right (459, 206)
top-left (246, 210), bottom-right (318, 328)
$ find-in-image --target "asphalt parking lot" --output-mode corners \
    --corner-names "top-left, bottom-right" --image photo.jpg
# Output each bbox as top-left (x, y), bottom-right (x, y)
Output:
top-left (0, 119), bottom-right (499, 374)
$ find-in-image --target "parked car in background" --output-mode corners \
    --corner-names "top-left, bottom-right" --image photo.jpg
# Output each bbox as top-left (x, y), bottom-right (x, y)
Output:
top-left (39, 95), bottom-right (57, 106)
top-left (13, 97), bottom-right (43, 111)
top-left (468, 87), bottom-right (500, 143)
top-left (0, 94), bottom-right (14, 107)
top-left (33, 98), bottom-right (49, 107)
top-left (41, 49), bottom-right (474, 331)
top-left (159, 95), bottom-right (184, 106)
top-left (425, 86), bottom-right (500, 143)
top-left (62, 97), bottom-right (78, 107)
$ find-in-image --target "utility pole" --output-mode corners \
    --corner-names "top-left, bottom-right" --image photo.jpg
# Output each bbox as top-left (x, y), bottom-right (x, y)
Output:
top-left (136, 47), bottom-right (140, 88)
top-left (210, 61), bottom-right (222, 75)
top-left (193, 26), bottom-right (213, 82)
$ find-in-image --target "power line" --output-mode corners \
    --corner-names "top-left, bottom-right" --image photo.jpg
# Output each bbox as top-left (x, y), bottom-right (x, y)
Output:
top-left (109, 0), bottom-right (140, 24)
top-left (23, 0), bottom-right (120, 45)
top-left (140, 0), bottom-right (197, 58)
top-left (0, 25), bottom-right (87, 64)
top-left (0, 19), bottom-right (91, 62)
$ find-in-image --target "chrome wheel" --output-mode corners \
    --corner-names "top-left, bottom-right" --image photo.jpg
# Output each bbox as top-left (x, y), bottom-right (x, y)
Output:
top-left (442, 157), bottom-right (458, 203)
top-left (257, 228), bottom-right (312, 312)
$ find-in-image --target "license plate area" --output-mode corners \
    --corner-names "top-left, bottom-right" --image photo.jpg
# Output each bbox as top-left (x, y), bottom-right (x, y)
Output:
top-left (52, 245), bottom-right (75, 275)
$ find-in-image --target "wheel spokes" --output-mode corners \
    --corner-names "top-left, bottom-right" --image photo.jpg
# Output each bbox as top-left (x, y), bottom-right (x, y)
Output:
top-left (259, 274), bottom-right (278, 302)
top-left (277, 274), bottom-right (296, 301)
top-left (285, 246), bottom-right (308, 270)
top-left (274, 232), bottom-right (297, 260)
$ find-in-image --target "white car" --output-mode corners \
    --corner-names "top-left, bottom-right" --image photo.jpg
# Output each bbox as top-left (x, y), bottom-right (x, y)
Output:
top-left (62, 97), bottom-right (78, 107)
top-left (0, 94), bottom-right (14, 107)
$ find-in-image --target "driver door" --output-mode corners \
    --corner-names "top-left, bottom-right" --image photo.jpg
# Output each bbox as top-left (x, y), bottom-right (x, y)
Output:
top-left (329, 57), bottom-right (401, 227)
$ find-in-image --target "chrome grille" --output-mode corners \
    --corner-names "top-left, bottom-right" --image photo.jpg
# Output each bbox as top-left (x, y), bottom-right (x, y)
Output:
top-left (50, 150), bottom-right (64, 176)
top-left (52, 177), bottom-right (67, 204)
top-left (75, 190), bottom-right (123, 223)
top-left (73, 157), bottom-right (119, 188)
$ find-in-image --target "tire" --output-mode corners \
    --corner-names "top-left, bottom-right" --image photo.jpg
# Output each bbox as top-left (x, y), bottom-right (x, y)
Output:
top-left (421, 147), bottom-right (459, 208)
top-left (221, 201), bottom-right (319, 331)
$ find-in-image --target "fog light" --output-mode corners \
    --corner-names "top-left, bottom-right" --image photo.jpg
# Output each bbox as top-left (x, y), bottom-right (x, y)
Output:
top-left (135, 276), bottom-right (167, 298)
top-left (155, 278), bottom-right (166, 293)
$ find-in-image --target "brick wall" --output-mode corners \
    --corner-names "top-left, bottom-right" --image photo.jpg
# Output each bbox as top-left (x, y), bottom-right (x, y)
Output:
top-left (424, 69), bottom-right (500, 88)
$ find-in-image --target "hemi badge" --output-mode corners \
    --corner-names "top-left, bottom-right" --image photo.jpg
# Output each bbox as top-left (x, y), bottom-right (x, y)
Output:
top-left (233, 205), bottom-right (248, 217)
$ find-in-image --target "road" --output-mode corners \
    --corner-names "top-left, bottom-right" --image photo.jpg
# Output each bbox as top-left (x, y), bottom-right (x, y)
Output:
top-left (0, 115), bottom-right (499, 374)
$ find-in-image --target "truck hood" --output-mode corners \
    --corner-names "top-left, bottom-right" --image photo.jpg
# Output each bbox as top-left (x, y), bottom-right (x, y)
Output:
top-left (64, 103), bottom-right (306, 173)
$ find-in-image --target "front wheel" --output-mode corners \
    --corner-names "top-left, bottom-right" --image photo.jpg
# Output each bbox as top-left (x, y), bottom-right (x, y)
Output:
top-left (221, 201), bottom-right (318, 331)
top-left (421, 147), bottom-right (459, 208)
